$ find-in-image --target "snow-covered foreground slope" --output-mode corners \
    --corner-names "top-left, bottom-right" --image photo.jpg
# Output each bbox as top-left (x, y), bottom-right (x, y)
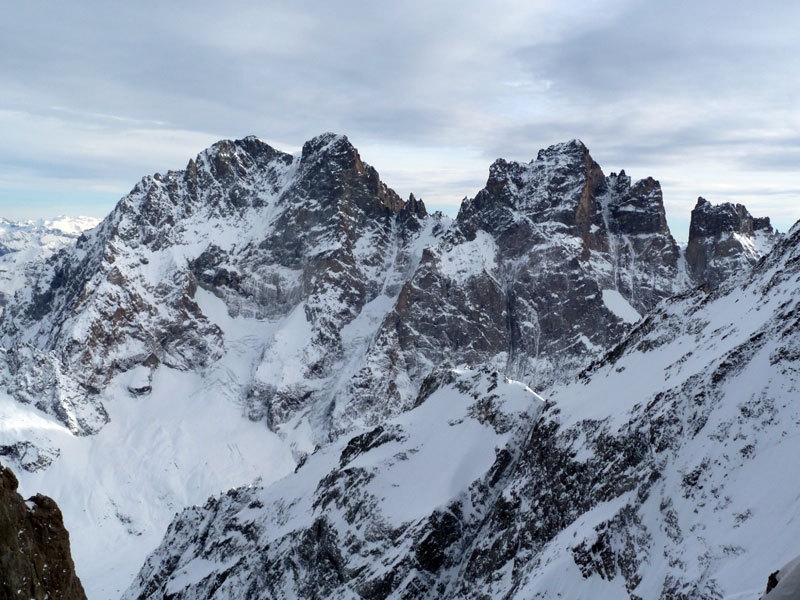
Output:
top-left (129, 222), bottom-right (800, 599)
top-left (123, 368), bottom-right (543, 599)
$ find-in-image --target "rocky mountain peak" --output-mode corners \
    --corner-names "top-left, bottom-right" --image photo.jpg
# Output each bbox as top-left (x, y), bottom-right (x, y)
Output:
top-left (534, 137), bottom-right (589, 162)
top-left (604, 173), bottom-right (670, 236)
top-left (196, 136), bottom-right (293, 184)
top-left (606, 169), bottom-right (631, 190)
top-left (300, 131), bottom-right (351, 159)
top-left (0, 132), bottom-right (436, 440)
top-left (294, 132), bottom-right (405, 214)
top-left (398, 192), bottom-right (428, 233)
top-left (686, 196), bottom-right (780, 289)
top-left (458, 139), bottom-right (607, 246)
top-left (298, 132), bottom-right (367, 180)
top-left (689, 196), bottom-right (767, 238)
top-left (456, 140), bottom-right (675, 276)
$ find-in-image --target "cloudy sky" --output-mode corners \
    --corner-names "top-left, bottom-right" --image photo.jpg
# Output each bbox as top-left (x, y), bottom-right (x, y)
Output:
top-left (1, 0), bottom-right (798, 239)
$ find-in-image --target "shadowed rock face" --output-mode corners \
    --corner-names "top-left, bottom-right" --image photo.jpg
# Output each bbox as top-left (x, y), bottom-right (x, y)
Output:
top-left (685, 197), bottom-right (778, 289)
top-left (333, 141), bottom-right (686, 432)
top-left (0, 462), bottom-right (86, 600)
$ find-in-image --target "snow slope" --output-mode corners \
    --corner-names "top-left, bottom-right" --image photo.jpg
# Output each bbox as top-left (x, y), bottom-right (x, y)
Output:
top-left (123, 368), bottom-right (544, 599)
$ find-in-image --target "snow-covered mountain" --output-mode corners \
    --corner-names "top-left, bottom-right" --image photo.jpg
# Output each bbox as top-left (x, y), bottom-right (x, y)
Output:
top-left (125, 219), bottom-right (800, 600)
top-left (0, 216), bottom-right (100, 315)
top-left (0, 133), bottom-right (787, 599)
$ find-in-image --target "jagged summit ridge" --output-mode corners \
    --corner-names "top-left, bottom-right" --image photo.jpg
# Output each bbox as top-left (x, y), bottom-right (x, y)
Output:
top-left (685, 196), bottom-right (779, 289)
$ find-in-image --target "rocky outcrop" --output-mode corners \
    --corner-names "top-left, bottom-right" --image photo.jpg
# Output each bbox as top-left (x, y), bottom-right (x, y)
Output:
top-left (759, 554), bottom-right (800, 599)
top-left (759, 557), bottom-right (800, 600)
top-left (685, 196), bottom-right (779, 289)
top-left (332, 141), bottom-right (684, 433)
top-left (0, 462), bottom-right (86, 600)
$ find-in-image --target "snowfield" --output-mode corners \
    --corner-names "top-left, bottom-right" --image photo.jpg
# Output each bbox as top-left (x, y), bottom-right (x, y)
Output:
top-left (1, 356), bottom-right (295, 598)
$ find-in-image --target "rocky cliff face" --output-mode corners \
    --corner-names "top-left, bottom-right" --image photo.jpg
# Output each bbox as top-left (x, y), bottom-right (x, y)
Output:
top-left (686, 196), bottom-right (778, 289)
top-left (331, 141), bottom-right (684, 433)
top-left (0, 462), bottom-right (86, 600)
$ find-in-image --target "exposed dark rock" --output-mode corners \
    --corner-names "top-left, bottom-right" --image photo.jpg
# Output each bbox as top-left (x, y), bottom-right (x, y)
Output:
top-left (686, 196), bottom-right (779, 289)
top-left (766, 570), bottom-right (780, 594)
top-left (0, 462), bottom-right (86, 600)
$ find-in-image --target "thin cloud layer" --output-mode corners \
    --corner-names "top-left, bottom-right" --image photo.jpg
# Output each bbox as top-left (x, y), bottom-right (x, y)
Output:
top-left (1, 0), bottom-right (797, 237)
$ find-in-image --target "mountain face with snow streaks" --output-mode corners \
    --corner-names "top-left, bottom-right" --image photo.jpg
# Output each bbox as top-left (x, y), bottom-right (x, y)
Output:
top-left (0, 133), bottom-right (790, 599)
top-left (127, 221), bottom-right (800, 600)
top-left (331, 140), bottom-right (686, 434)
